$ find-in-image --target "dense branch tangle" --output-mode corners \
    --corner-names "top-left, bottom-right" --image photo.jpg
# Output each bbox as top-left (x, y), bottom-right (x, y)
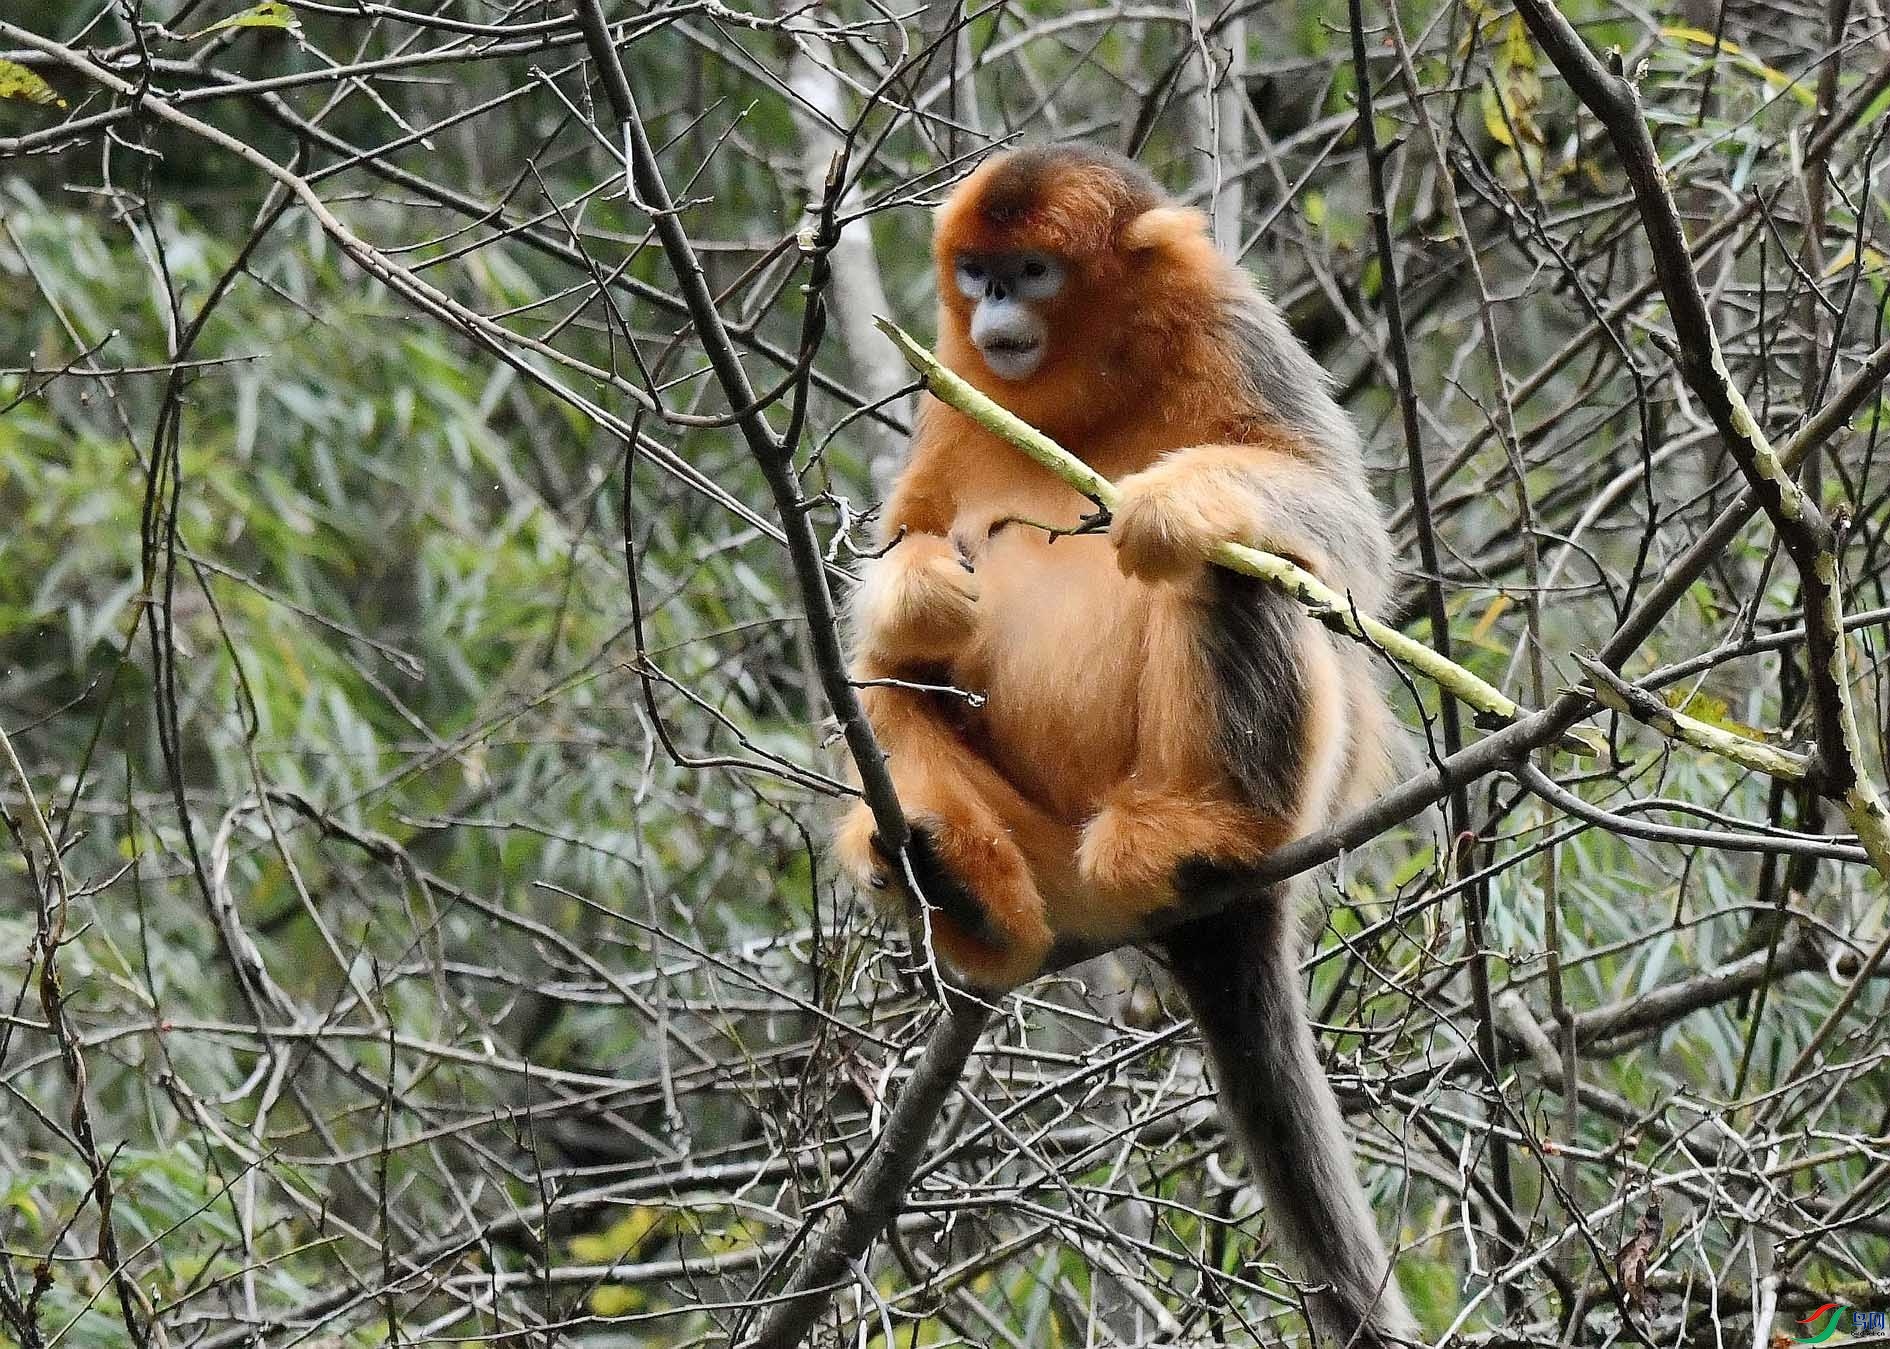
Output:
top-left (4, 3), bottom-right (1890, 1349)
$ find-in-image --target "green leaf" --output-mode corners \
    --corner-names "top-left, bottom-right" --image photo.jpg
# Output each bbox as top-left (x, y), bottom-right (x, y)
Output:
top-left (1661, 25), bottom-right (1817, 107)
top-left (589, 1284), bottom-right (646, 1316)
top-left (0, 60), bottom-right (66, 108)
top-left (567, 1208), bottom-right (664, 1263)
top-left (1481, 16), bottom-right (1544, 152)
top-left (187, 2), bottom-right (300, 39)
top-left (1664, 688), bottom-right (1774, 743)
top-left (1860, 81), bottom-right (1890, 132)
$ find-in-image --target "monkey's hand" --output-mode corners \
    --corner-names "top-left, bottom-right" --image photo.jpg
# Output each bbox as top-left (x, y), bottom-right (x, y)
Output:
top-left (851, 533), bottom-right (981, 667)
top-left (1108, 458), bottom-right (1257, 582)
top-left (1109, 451), bottom-right (1327, 584)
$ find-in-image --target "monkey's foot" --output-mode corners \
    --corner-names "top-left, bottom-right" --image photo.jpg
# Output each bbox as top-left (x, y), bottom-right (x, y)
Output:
top-left (1077, 795), bottom-right (1268, 908)
top-left (1076, 804), bottom-right (1188, 902)
top-left (836, 804), bottom-right (1052, 989)
top-left (834, 802), bottom-right (892, 895)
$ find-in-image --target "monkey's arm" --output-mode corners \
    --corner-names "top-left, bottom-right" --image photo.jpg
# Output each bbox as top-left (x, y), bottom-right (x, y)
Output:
top-left (849, 405), bottom-right (985, 671)
top-left (850, 535), bottom-right (980, 670)
top-left (1108, 440), bottom-right (1390, 614)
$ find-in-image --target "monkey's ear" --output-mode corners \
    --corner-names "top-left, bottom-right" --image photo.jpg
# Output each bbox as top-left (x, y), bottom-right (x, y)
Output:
top-left (1121, 205), bottom-right (1208, 253)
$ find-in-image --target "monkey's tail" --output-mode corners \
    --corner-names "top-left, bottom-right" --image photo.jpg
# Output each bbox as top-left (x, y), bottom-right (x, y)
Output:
top-left (1161, 892), bottom-right (1418, 1347)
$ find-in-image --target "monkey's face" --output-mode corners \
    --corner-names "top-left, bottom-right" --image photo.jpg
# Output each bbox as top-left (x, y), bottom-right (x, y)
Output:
top-left (931, 146), bottom-right (1194, 432)
top-left (951, 250), bottom-right (1066, 382)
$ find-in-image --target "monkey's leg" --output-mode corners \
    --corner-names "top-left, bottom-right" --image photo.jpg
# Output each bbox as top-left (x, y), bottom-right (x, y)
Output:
top-left (836, 684), bottom-right (1066, 988)
top-left (1063, 593), bottom-right (1274, 932)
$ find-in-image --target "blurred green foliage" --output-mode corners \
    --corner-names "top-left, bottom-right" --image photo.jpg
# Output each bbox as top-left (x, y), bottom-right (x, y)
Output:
top-left (3, 0), bottom-right (1889, 1343)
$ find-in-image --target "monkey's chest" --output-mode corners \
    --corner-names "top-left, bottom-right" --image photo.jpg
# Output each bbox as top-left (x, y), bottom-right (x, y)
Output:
top-left (951, 528), bottom-right (1176, 822)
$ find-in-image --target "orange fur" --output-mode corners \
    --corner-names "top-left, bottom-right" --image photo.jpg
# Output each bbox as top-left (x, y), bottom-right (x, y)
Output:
top-left (1111, 440), bottom-right (1336, 582)
top-left (838, 146), bottom-right (1384, 989)
top-left (849, 533), bottom-right (980, 668)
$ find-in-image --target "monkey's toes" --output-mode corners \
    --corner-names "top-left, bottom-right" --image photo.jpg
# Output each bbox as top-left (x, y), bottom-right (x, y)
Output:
top-left (873, 823), bottom-right (1002, 947)
top-left (949, 511), bottom-right (1012, 567)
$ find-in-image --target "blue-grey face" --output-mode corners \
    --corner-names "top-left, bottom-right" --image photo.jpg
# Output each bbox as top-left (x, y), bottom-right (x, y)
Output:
top-left (954, 250), bottom-right (1066, 381)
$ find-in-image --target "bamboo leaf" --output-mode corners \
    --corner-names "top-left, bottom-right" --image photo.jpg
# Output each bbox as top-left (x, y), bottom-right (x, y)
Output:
top-left (1661, 25), bottom-right (1816, 106)
top-left (1482, 16), bottom-right (1544, 150)
top-left (187, 2), bottom-right (300, 39)
top-left (0, 60), bottom-right (66, 108)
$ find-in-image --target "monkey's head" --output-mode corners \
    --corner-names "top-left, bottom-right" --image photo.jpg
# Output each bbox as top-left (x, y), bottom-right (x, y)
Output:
top-left (931, 144), bottom-right (1225, 433)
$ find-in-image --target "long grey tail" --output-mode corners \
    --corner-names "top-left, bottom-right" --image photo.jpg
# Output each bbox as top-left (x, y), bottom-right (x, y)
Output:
top-left (1161, 892), bottom-right (1417, 1346)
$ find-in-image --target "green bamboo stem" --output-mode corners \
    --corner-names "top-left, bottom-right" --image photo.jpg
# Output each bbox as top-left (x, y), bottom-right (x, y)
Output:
top-left (1576, 655), bottom-right (1810, 783)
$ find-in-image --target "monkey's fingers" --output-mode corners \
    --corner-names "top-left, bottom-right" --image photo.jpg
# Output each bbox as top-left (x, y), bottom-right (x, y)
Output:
top-left (1107, 475), bottom-right (1224, 581)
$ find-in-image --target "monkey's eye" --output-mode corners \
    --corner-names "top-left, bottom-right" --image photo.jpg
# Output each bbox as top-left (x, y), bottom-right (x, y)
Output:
top-left (1014, 254), bottom-right (1064, 299)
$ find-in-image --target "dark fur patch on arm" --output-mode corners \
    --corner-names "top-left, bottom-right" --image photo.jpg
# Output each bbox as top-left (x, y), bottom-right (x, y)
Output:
top-left (1201, 568), bottom-right (1309, 820)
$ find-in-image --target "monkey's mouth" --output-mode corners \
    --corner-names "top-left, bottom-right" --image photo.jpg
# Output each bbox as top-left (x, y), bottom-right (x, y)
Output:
top-left (978, 337), bottom-right (1044, 381)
